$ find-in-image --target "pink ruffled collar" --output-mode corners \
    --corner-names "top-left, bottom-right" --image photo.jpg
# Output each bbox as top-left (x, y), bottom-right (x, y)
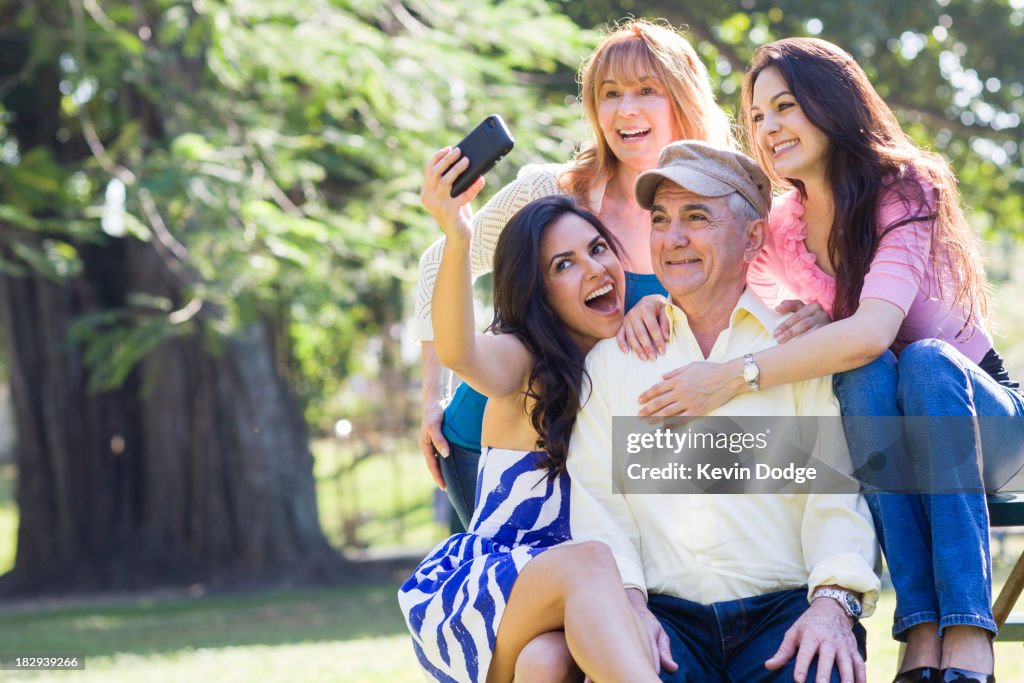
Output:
top-left (768, 191), bottom-right (836, 316)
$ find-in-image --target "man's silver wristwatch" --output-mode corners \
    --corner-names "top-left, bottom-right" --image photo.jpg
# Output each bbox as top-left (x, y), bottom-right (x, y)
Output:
top-left (812, 587), bottom-right (863, 620)
top-left (741, 353), bottom-right (760, 391)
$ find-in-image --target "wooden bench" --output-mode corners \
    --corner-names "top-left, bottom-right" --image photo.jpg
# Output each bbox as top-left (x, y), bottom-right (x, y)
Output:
top-left (989, 493), bottom-right (1024, 641)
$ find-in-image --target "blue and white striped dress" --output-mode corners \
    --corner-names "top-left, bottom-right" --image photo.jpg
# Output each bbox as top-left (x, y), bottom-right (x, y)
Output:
top-left (398, 447), bottom-right (572, 683)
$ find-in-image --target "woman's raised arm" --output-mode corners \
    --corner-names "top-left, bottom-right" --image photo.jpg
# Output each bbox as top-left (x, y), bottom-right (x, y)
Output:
top-left (423, 148), bottom-right (533, 401)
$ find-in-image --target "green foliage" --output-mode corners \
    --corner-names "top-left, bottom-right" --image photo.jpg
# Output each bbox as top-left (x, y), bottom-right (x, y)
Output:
top-left (313, 438), bottom-right (441, 550)
top-left (3, 583), bottom-right (1024, 681)
top-left (555, 1), bottom-right (1024, 238)
top-left (2, 0), bottom-right (1022, 433)
top-left (0, 0), bottom-right (595, 429)
top-left (69, 303), bottom-right (188, 392)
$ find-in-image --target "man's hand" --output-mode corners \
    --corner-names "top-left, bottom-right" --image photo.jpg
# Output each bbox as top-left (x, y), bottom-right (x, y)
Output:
top-left (625, 588), bottom-right (678, 674)
top-left (764, 596), bottom-right (865, 683)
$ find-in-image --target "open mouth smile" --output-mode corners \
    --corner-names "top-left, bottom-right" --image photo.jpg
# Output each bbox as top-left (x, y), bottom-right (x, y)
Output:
top-left (618, 127), bottom-right (651, 141)
top-left (772, 139), bottom-right (798, 155)
top-left (584, 282), bottom-right (620, 314)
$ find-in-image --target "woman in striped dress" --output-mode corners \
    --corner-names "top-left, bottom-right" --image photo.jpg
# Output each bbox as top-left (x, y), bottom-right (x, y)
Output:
top-left (398, 151), bottom-right (665, 683)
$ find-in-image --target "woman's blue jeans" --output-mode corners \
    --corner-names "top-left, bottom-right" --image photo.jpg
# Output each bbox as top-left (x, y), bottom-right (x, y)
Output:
top-left (832, 338), bottom-right (1024, 639)
top-left (437, 443), bottom-right (481, 529)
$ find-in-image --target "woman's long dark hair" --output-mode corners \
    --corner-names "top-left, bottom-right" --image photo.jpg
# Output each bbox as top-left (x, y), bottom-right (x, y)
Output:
top-left (741, 38), bottom-right (988, 330)
top-left (486, 196), bottom-right (621, 478)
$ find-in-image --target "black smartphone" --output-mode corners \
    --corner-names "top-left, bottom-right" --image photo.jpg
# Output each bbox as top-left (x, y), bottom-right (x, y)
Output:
top-left (449, 114), bottom-right (515, 197)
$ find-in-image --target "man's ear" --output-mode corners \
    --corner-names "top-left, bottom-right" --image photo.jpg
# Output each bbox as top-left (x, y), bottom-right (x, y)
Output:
top-left (742, 218), bottom-right (766, 263)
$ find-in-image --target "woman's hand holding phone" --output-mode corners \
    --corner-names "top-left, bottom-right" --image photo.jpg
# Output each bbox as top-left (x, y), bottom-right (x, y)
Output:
top-left (421, 146), bottom-right (486, 244)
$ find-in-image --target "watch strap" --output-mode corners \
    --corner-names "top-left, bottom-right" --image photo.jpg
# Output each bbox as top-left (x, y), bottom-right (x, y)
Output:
top-left (742, 353), bottom-right (760, 391)
top-left (812, 587), bottom-right (862, 619)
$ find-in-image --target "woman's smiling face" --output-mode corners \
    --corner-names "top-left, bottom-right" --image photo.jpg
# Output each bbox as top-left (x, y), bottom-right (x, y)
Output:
top-left (749, 67), bottom-right (831, 184)
top-left (596, 74), bottom-right (680, 174)
top-left (539, 213), bottom-right (625, 352)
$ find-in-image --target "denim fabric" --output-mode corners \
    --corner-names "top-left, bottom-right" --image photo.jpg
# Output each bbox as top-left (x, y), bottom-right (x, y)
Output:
top-left (833, 339), bottom-right (1024, 639)
top-left (648, 588), bottom-right (866, 682)
top-left (438, 442), bottom-right (481, 529)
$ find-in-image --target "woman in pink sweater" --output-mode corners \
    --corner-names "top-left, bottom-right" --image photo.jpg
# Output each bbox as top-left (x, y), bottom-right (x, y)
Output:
top-left (625, 39), bottom-right (1021, 683)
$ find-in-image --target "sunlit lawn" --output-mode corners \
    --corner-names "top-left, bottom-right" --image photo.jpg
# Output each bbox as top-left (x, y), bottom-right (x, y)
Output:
top-left (312, 437), bottom-right (445, 554)
top-left (0, 584), bottom-right (422, 683)
top-left (1, 577), bottom-right (1024, 682)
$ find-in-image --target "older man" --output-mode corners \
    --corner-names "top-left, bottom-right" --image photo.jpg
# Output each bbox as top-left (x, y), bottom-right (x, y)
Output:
top-left (567, 141), bottom-right (880, 683)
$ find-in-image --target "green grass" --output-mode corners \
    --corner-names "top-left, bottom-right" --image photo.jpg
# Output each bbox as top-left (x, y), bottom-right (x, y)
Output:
top-left (312, 437), bottom-right (445, 552)
top-left (0, 579), bottom-right (1022, 683)
top-left (0, 584), bottom-right (421, 682)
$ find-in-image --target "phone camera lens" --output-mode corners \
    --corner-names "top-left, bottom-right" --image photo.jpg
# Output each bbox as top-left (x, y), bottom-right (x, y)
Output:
top-left (487, 119), bottom-right (495, 128)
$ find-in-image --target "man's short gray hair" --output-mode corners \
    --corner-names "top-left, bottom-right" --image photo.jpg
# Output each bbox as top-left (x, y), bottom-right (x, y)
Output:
top-left (726, 192), bottom-right (763, 225)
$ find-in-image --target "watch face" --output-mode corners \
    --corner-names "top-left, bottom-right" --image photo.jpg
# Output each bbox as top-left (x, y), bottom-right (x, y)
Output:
top-left (844, 593), bottom-right (862, 618)
top-left (742, 365), bottom-right (758, 382)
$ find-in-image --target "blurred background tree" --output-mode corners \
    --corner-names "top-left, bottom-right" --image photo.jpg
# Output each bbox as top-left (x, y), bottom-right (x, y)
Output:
top-left (0, 0), bottom-right (1020, 594)
top-left (0, 0), bottom-right (592, 593)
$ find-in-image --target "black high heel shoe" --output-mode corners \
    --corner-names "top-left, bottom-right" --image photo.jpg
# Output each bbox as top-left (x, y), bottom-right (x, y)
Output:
top-left (939, 667), bottom-right (995, 682)
top-left (894, 667), bottom-right (941, 683)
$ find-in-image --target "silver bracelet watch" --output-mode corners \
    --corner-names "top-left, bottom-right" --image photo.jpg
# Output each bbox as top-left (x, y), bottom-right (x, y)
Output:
top-left (811, 587), bottom-right (863, 620)
top-left (742, 353), bottom-right (760, 391)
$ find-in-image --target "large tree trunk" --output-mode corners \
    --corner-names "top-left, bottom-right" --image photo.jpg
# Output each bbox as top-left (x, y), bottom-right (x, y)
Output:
top-left (0, 237), bottom-right (346, 595)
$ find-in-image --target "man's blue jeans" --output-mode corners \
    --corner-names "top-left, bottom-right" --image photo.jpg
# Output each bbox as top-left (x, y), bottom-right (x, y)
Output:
top-left (833, 339), bottom-right (1024, 639)
top-left (649, 587), bottom-right (866, 682)
top-left (437, 442), bottom-right (480, 528)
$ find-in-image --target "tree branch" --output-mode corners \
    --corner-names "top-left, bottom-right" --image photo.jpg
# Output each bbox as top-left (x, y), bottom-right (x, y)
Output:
top-left (69, 0), bottom-right (136, 186)
top-left (69, 0), bottom-right (200, 291)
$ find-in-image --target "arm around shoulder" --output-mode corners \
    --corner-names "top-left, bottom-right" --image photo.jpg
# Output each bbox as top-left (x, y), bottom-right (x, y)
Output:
top-left (754, 298), bottom-right (905, 391)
